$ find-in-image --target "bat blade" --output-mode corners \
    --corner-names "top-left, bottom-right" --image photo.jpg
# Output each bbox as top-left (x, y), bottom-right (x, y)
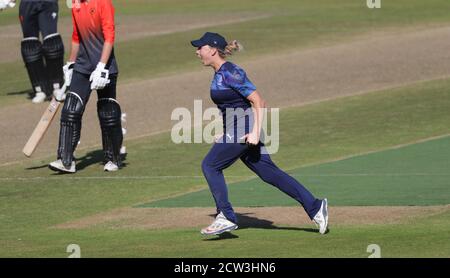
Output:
top-left (22, 98), bottom-right (61, 157)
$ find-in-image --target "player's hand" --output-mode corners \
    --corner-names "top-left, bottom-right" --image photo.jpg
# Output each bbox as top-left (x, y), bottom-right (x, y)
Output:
top-left (63, 61), bottom-right (75, 87)
top-left (53, 85), bottom-right (67, 102)
top-left (241, 132), bottom-right (259, 146)
top-left (89, 62), bottom-right (110, 90)
top-left (54, 62), bottom-right (75, 101)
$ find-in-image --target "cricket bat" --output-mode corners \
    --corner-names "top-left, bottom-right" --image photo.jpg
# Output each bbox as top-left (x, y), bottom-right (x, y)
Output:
top-left (22, 97), bottom-right (62, 157)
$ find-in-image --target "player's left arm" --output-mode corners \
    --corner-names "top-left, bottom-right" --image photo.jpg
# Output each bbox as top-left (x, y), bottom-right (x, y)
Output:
top-left (227, 68), bottom-right (265, 145)
top-left (245, 91), bottom-right (266, 145)
top-left (90, 0), bottom-right (115, 89)
top-left (99, 0), bottom-right (115, 64)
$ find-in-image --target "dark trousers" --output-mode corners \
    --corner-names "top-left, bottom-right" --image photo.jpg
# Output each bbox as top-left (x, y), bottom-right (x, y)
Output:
top-left (59, 70), bottom-right (119, 158)
top-left (19, 1), bottom-right (59, 38)
top-left (201, 140), bottom-right (322, 224)
top-left (69, 70), bottom-right (117, 105)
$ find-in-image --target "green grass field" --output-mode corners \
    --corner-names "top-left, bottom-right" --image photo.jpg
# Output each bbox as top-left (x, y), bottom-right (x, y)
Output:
top-left (2, 0), bottom-right (450, 106)
top-left (3, 211), bottom-right (449, 258)
top-left (1, 77), bottom-right (449, 257)
top-left (141, 136), bottom-right (450, 208)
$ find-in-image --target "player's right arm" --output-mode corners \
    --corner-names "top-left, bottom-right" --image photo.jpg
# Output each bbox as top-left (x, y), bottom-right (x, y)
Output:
top-left (57, 10), bottom-right (80, 99)
top-left (89, 0), bottom-right (115, 90)
top-left (68, 42), bottom-right (79, 63)
top-left (69, 11), bottom-right (80, 63)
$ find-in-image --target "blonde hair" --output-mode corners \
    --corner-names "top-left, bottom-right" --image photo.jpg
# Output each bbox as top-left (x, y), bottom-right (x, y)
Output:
top-left (219, 40), bottom-right (243, 58)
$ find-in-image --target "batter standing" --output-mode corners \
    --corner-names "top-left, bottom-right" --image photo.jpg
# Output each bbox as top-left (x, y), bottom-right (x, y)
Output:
top-left (49, 0), bottom-right (123, 173)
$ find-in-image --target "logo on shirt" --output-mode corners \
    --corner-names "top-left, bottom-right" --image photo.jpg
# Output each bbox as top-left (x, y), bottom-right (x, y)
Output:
top-left (232, 71), bottom-right (243, 82)
top-left (51, 12), bottom-right (57, 20)
top-left (90, 7), bottom-right (96, 15)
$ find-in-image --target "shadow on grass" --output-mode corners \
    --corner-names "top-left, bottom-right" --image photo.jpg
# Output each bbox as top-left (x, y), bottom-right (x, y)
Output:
top-left (75, 149), bottom-right (106, 171)
top-left (237, 212), bottom-right (319, 233)
top-left (25, 149), bottom-right (128, 173)
top-left (25, 164), bottom-right (49, 170)
top-left (7, 89), bottom-right (34, 98)
top-left (202, 232), bottom-right (239, 241)
top-left (72, 149), bottom-right (128, 171)
top-left (203, 212), bottom-right (320, 241)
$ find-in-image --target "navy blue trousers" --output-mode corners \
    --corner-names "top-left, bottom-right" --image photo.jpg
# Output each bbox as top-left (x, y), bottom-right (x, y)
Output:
top-left (201, 140), bottom-right (322, 224)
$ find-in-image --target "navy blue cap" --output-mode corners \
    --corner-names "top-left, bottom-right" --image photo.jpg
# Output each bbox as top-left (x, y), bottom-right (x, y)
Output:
top-left (191, 32), bottom-right (227, 51)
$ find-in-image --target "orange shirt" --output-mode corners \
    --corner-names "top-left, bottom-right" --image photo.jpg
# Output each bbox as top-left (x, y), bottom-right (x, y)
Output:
top-left (72, 0), bottom-right (118, 74)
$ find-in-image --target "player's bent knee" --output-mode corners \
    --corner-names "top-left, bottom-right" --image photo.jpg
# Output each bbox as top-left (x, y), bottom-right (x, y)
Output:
top-left (201, 158), bottom-right (216, 175)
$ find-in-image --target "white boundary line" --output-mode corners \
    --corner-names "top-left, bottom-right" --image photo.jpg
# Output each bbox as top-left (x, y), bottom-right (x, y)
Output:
top-left (2, 133), bottom-right (450, 181)
top-left (2, 173), bottom-right (450, 182)
top-left (3, 73), bottom-right (450, 168)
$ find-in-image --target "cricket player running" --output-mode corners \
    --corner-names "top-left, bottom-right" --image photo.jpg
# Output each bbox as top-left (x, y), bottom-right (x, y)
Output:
top-left (191, 32), bottom-right (328, 236)
top-left (49, 0), bottom-right (123, 173)
top-left (9, 0), bottom-right (65, 103)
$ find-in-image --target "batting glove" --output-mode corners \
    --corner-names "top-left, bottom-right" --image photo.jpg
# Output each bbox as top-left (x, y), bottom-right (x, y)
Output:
top-left (63, 61), bottom-right (75, 87)
top-left (52, 61), bottom-right (74, 101)
top-left (89, 62), bottom-right (110, 90)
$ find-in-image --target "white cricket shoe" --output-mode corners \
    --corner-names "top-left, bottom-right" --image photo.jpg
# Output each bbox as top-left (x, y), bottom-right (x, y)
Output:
top-left (32, 92), bottom-right (47, 103)
top-left (104, 161), bottom-right (119, 172)
top-left (49, 159), bottom-right (76, 173)
top-left (201, 212), bottom-right (238, 236)
top-left (313, 198), bottom-right (328, 234)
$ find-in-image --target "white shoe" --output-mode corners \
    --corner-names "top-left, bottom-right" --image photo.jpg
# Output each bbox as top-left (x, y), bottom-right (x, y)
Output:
top-left (201, 212), bottom-right (238, 235)
top-left (32, 92), bottom-right (47, 103)
top-left (49, 159), bottom-right (76, 173)
top-left (104, 161), bottom-right (119, 172)
top-left (313, 198), bottom-right (328, 234)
